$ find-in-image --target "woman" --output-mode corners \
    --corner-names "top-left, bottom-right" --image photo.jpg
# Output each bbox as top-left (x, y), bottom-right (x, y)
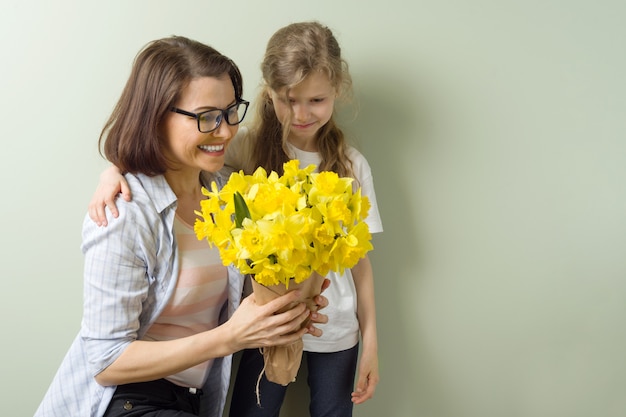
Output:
top-left (35, 35), bottom-right (327, 417)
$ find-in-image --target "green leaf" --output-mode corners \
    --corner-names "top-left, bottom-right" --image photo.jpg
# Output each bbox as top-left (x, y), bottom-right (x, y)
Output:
top-left (233, 191), bottom-right (251, 228)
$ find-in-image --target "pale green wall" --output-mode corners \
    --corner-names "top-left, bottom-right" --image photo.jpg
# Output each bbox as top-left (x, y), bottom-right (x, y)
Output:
top-left (2, 1), bottom-right (624, 416)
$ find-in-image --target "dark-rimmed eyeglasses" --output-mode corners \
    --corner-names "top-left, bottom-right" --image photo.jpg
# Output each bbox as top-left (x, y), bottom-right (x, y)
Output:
top-left (170, 100), bottom-right (249, 133)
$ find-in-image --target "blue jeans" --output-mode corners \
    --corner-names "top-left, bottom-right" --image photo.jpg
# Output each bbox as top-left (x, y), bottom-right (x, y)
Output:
top-left (229, 344), bottom-right (359, 417)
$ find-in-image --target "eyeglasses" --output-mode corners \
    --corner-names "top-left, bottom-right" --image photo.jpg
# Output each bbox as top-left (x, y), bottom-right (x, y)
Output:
top-left (170, 100), bottom-right (249, 133)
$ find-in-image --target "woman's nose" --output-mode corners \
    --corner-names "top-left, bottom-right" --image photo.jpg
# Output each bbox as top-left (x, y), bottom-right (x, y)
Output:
top-left (212, 116), bottom-right (234, 139)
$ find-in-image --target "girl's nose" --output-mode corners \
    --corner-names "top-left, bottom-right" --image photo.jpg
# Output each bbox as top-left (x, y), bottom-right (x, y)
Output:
top-left (292, 103), bottom-right (309, 121)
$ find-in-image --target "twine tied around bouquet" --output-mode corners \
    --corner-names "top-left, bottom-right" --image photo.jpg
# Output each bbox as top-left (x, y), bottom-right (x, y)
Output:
top-left (250, 272), bottom-right (325, 405)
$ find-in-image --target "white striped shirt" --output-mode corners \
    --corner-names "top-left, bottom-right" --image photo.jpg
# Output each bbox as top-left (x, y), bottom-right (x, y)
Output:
top-left (144, 215), bottom-right (228, 388)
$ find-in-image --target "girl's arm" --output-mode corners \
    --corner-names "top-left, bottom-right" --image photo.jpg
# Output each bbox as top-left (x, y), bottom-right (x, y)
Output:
top-left (350, 255), bottom-right (380, 404)
top-left (89, 127), bottom-right (247, 227)
top-left (88, 165), bottom-right (131, 226)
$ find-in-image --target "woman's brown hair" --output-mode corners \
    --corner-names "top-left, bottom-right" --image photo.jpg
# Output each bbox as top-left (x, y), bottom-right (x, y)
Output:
top-left (99, 36), bottom-right (243, 175)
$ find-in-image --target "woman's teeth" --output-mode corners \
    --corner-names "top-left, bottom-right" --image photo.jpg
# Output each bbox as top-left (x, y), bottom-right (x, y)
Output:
top-left (198, 144), bottom-right (224, 152)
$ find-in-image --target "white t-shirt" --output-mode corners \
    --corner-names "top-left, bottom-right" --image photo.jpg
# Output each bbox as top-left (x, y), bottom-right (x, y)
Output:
top-left (224, 127), bottom-right (383, 352)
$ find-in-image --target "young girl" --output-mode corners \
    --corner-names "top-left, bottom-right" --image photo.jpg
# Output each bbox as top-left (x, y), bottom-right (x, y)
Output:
top-left (89, 22), bottom-right (381, 417)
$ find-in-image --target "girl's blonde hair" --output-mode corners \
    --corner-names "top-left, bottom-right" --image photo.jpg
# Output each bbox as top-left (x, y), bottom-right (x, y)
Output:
top-left (250, 21), bottom-right (354, 177)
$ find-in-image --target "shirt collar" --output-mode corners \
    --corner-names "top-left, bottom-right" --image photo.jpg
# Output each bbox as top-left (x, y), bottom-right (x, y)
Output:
top-left (134, 171), bottom-right (224, 214)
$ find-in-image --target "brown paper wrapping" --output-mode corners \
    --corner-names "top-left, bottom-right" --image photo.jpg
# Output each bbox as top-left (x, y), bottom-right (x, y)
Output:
top-left (250, 271), bottom-right (325, 386)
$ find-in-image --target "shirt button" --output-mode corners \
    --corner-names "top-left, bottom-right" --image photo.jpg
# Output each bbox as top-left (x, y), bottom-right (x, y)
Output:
top-left (123, 401), bottom-right (133, 410)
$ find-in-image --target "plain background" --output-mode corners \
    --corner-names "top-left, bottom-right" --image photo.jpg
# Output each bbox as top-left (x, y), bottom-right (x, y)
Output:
top-left (2, 1), bottom-right (625, 416)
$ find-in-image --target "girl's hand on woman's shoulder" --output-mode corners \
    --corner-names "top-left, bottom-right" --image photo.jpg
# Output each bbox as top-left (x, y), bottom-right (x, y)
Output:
top-left (88, 165), bottom-right (131, 226)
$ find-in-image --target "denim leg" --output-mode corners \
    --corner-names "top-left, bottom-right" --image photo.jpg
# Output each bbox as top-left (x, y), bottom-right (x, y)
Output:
top-left (306, 344), bottom-right (359, 417)
top-left (229, 348), bottom-right (288, 417)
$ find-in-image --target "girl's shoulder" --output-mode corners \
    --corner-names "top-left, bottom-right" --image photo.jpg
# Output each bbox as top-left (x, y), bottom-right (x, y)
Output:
top-left (345, 145), bottom-right (373, 174)
top-left (224, 126), bottom-right (255, 173)
top-left (345, 144), bottom-right (366, 160)
top-left (229, 126), bottom-right (253, 148)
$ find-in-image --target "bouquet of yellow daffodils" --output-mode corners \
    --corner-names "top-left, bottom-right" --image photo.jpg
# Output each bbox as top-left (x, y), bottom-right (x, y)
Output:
top-left (194, 159), bottom-right (373, 388)
top-left (194, 159), bottom-right (373, 288)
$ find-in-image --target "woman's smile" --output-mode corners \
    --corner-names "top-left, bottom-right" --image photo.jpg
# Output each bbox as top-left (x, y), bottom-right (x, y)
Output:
top-left (198, 143), bottom-right (226, 154)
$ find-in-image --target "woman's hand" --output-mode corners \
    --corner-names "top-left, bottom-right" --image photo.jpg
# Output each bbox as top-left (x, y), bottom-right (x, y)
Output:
top-left (224, 285), bottom-right (329, 351)
top-left (226, 290), bottom-right (309, 350)
top-left (88, 165), bottom-right (131, 226)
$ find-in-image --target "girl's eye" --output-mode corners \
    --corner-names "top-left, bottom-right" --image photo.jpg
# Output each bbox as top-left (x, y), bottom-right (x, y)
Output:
top-left (312, 98), bottom-right (325, 103)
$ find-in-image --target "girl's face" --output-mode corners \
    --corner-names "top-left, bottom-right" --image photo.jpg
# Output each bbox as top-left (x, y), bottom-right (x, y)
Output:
top-left (269, 71), bottom-right (336, 148)
top-left (163, 76), bottom-right (238, 174)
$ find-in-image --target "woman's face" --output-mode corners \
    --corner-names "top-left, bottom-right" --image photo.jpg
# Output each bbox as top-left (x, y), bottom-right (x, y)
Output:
top-left (269, 71), bottom-right (336, 148)
top-left (163, 76), bottom-right (238, 174)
